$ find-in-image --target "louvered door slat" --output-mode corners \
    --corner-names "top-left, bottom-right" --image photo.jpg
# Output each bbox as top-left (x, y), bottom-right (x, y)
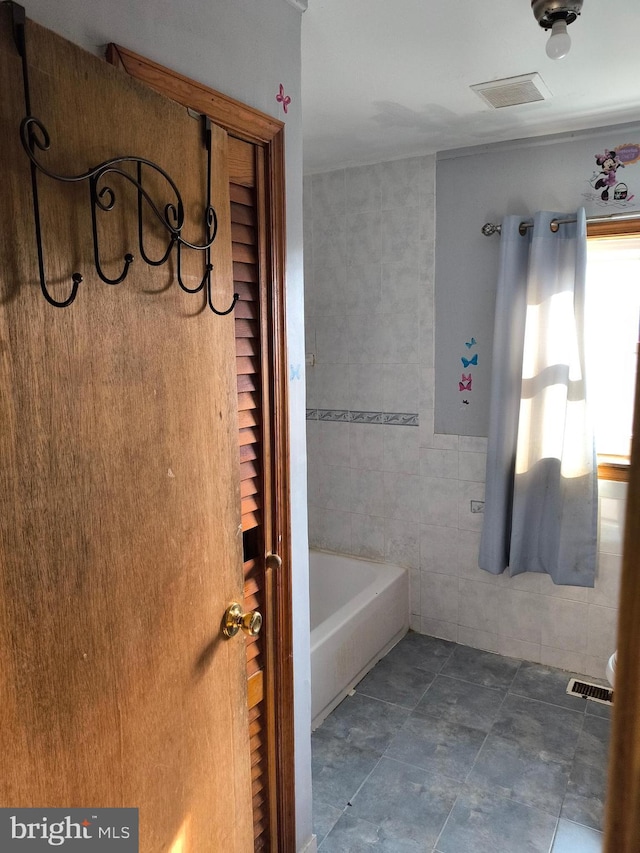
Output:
top-left (235, 318), bottom-right (259, 338)
top-left (242, 510), bottom-right (260, 532)
top-left (240, 459), bottom-right (259, 481)
top-left (240, 426), bottom-right (259, 448)
top-left (233, 242), bottom-right (258, 265)
top-left (234, 261), bottom-right (258, 283)
top-left (241, 480), bottom-right (260, 503)
top-left (232, 221), bottom-right (256, 245)
top-left (238, 391), bottom-right (259, 412)
top-left (238, 409), bottom-right (260, 431)
top-left (238, 373), bottom-right (258, 394)
top-left (236, 336), bottom-right (259, 358)
top-left (240, 443), bottom-right (258, 463)
top-left (231, 201), bottom-right (255, 227)
top-left (235, 281), bottom-right (258, 304)
top-left (230, 183), bottom-right (254, 206)
top-left (237, 356), bottom-right (258, 376)
top-left (235, 299), bottom-right (260, 320)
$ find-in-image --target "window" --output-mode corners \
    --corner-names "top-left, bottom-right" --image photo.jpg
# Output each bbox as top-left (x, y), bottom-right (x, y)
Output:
top-left (586, 218), bottom-right (640, 481)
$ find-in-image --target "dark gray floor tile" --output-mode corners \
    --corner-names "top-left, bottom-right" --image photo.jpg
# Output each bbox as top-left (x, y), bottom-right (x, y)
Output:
top-left (385, 631), bottom-right (455, 674)
top-left (318, 813), bottom-right (380, 852)
top-left (356, 656), bottom-right (435, 709)
top-left (440, 645), bottom-right (521, 690)
top-left (552, 818), bottom-right (603, 852)
top-left (509, 662), bottom-right (589, 711)
top-left (561, 714), bottom-right (610, 828)
top-left (585, 699), bottom-right (613, 719)
top-left (317, 693), bottom-right (410, 753)
top-left (314, 800), bottom-right (344, 847)
top-left (414, 674), bottom-right (506, 733)
top-left (349, 757), bottom-right (460, 849)
top-left (574, 716), bottom-right (611, 766)
top-left (319, 813), bottom-right (426, 852)
top-left (312, 731), bottom-right (381, 808)
top-left (385, 713), bottom-right (487, 781)
top-left (436, 786), bottom-right (557, 853)
top-left (467, 733), bottom-right (572, 816)
top-left (491, 694), bottom-right (584, 761)
top-left (561, 759), bottom-right (608, 830)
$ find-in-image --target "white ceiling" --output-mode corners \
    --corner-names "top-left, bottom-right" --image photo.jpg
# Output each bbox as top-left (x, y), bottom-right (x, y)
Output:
top-left (301, 0), bottom-right (640, 174)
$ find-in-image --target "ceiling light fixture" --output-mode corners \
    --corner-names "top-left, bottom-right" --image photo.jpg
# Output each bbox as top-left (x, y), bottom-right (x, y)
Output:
top-left (531, 0), bottom-right (583, 60)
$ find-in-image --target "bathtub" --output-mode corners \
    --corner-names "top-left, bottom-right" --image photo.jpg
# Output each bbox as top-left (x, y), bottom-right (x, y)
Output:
top-left (310, 550), bottom-right (409, 729)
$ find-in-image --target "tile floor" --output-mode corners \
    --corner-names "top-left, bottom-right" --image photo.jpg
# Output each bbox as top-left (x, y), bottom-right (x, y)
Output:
top-left (312, 632), bottom-right (611, 852)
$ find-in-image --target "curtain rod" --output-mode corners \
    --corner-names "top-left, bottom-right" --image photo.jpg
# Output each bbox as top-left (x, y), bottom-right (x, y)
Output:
top-left (481, 209), bottom-right (640, 237)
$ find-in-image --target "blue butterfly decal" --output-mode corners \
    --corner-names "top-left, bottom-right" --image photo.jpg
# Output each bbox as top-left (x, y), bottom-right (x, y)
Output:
top-left (465, 337), bottom-right (477, 349)
top-left (461, 354), bottom-right (478, 368)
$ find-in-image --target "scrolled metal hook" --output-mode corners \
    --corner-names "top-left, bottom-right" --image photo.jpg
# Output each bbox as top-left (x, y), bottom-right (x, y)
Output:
top-left (12, 8), bottom-right (236, 317)
top-left (207, 274), bottom-right (239, 316)
top-left (40, 271), bottom-right (83, 309)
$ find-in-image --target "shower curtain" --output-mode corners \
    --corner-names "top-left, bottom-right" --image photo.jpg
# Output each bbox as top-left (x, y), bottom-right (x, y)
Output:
top-left (479, 208), bottom-right (598, 587)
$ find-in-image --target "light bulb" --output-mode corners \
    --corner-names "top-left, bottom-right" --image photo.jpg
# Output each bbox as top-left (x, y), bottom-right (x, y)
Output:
top-left (546, 19), bottom-right (571, 60)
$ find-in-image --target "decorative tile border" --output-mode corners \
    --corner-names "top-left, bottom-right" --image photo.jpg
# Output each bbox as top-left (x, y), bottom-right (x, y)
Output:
top-left (350, 410), bottom-right (384, 425)
top-left (306, 408), bottom-right (419, 426)
top-left (384, 412), bottom-right (419, 426)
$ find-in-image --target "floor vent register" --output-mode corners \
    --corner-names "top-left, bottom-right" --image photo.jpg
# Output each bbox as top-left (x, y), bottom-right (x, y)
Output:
top-left (566, 677), bottom-right (614, 706)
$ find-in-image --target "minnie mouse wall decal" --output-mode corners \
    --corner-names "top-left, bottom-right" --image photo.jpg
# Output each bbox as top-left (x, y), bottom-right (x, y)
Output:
top-left (594, 149), bottom-right (624, 201)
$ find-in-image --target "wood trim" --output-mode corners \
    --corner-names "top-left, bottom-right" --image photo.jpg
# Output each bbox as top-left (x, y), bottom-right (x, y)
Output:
top-left (106, 45), bottom-right (296, 851)
top-left (604, 352), bottom-right (640, 852)
top-left (265, 127), bottom-right (296, 853)
top-left (587, 217), bottom-right (640, 239)
top-left (105, 44), bottom-right (283, 144)
top-left (587, 224), bottom-right (639, 482)
top-left (598, 457), bottom-right (630, 483)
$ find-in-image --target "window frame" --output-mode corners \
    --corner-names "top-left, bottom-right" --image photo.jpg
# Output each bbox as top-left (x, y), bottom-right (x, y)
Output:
top-left (587, 216), bottom-right (640, 482)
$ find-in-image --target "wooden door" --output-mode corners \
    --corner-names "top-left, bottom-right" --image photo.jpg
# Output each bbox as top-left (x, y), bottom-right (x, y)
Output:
top-left (0, 9), bottom-right (253, 851)
top-left (104, 46), bottom-right (296, 851)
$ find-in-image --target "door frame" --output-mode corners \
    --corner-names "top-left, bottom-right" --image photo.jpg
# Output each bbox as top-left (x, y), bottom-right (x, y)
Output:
top-left (603, 345), bottom-right (640, 852)
top-left (105, 44), bottom-right (295, 851)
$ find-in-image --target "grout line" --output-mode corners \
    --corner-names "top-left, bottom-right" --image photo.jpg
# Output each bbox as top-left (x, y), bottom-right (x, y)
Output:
top-left (432, 786), bottom-right (462, 853)
top-left (431, 670), bottom-right (515, 693)
top-left (546, 817), bottom-right (561, 853)
top-left (343, 755), bottom-right (383, 811)
top-left (462, 728), bottom-right (492, 785)
top-left (507, 688), bottom-right (589, 715)
top-left (354, 688), bottom-right (423, 712)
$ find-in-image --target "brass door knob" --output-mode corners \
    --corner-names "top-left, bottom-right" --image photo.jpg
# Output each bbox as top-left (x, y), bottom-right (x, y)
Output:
top-left (223, 603), bottom-right (262, 638)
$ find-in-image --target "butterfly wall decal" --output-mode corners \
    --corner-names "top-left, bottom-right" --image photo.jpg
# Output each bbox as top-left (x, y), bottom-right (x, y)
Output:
top-left (276, 83), bottom-right (291, 114)
top-left (461, 354), bottom-right (478, 368)
top-left (459, 374), bottom-right (472, 392)
top-left (465, 338), bottom-right (477, 349)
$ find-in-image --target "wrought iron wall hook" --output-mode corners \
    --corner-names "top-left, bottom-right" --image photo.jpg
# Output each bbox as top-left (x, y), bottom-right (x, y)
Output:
top-left (8, 1), bottom-right (238, 315)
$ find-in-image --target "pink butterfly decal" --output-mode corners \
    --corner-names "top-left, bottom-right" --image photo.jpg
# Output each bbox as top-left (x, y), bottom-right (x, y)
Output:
top-left (459, 374), bottom-right (472, 392)
top-left (276, 83), bottom-right (291, 114)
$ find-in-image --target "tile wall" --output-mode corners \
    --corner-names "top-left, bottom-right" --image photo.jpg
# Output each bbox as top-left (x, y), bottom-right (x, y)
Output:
top-left (303, 156), bottom-right (622, 682)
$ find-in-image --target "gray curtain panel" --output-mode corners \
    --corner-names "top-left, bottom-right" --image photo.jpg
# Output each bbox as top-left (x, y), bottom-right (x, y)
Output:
top-left (479, 209), bottom-right (598, 587)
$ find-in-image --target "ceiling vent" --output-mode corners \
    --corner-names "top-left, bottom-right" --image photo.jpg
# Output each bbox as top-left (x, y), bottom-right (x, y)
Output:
top-left (471, 73), bottom-right (552, 109)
